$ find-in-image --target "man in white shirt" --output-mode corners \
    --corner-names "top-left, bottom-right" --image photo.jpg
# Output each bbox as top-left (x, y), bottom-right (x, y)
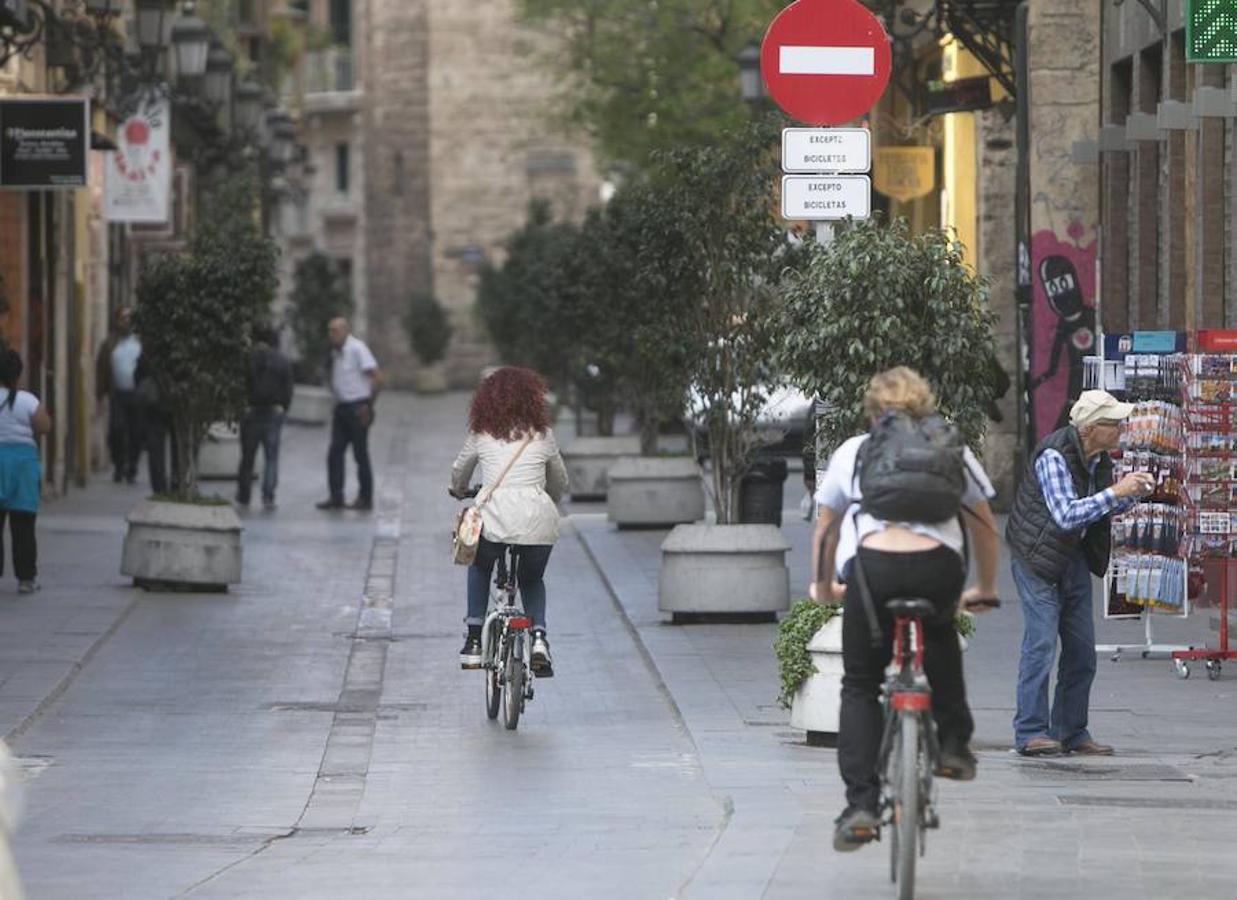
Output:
top-left (317, 317), bottom-right (384, 511)
top-left (95, 307), bottom-right (145, 484)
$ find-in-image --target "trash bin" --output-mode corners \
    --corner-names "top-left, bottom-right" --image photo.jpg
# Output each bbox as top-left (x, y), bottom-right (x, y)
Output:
top-left (739, 456), bottom-right (789, 525)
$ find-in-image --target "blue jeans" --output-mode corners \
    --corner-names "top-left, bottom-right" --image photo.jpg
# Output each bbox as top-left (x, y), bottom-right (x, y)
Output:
top-left (1012, 553), bottom-right (1097, 750)
top-left (466, 537), bottom-right (553, 631)
top-left (237, 408), bottom-right (284, 504)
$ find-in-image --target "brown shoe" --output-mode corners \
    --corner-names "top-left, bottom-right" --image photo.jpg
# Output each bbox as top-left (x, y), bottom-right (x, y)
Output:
top-left (1069, 739), bottom-right (1114, 756)
top-left (1016, 737), bottom-right (1063, 756)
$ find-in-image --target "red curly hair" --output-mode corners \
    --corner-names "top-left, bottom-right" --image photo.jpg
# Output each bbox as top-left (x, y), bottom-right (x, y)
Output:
top-left (469, 366), bottom-right (550, 441)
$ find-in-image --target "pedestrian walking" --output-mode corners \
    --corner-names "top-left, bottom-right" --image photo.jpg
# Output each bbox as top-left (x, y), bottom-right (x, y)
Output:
top-left (95, 307), bottom-right (144, 484)
top-left (810, 367), bottom-right (1000, 851)
top-left (237, 324), bottom-right (293, 511)
top-left (317, 317), bottom-right (383, 511)
top-left (450, 367), bottom-right (569, 676)
top-left (135, 355), bottom-right (177, 496)
top-left (0, 350), bottom-right (50, 594)
top-left (1007, 389), bottom-right (1155, 757)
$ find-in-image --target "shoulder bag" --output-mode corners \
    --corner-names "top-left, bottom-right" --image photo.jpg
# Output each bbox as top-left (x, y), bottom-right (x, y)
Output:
top-left (452, 434), bottom-right (534, 565)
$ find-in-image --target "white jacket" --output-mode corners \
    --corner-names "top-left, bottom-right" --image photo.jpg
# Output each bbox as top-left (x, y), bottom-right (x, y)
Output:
top-left (450, 429), bottom-right (569, 545)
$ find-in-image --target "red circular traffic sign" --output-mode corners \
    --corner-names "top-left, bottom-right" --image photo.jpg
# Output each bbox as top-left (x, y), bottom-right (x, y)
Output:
top-left (760, 0), bottom-right (892, 126)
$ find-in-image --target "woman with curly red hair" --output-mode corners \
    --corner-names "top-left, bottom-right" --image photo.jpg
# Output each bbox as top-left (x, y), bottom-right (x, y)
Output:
top-left (450, 367), bottom-right (569, 673)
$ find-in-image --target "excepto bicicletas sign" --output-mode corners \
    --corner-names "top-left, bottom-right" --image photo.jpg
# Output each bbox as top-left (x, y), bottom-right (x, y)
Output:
top-left (105, 96), bottom-right (172, 223)
top-left (0, 96), bottom-right (90, 189)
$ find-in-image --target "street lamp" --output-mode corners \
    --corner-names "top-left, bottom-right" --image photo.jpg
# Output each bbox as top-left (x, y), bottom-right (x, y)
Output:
top-left (738, 41), bottom-right (764, 103)
top-left (204, 42), bottom-right (234, 106)
top-left (233, 79), bottom-right (263, 132)
top-left (135, 0), bottom-right (175, 54)
top-left (171, 3), bottom-right (211, 80)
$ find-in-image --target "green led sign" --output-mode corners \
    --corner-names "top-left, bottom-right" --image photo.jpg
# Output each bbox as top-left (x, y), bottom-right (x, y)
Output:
top-left (1187, 0), bottom-right (1237, 63)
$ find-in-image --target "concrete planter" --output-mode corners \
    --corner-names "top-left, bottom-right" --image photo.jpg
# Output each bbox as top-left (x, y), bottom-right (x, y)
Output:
top-left (288, 384), bottom-right (332, 426)
top-left (562, 436), bottom-right (640, 500)
top-left (410, 362), bottom-right (448, 393)
top-left (607, 457), bottom-right (705, 527)
top-left (790, 612), bottom-right (844, 742)
top-left (658, 523), bottom-right (790, 621)
top-left (121, 500), bottom-right (243, 591)
top-left (196, 423), bottom-right (249, 481)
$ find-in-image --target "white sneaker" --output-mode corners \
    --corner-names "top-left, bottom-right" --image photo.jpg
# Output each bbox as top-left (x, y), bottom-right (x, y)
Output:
top-left (530, 631), bottom-right (554, 677)
top-left (17, 580), bottom-right (40, 594)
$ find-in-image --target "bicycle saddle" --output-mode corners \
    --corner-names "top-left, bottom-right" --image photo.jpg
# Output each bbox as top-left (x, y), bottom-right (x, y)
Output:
top-left (886, 598), bottom-right (935, 618)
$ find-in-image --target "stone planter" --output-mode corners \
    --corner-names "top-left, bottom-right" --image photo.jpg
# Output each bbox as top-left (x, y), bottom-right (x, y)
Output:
top-left (607, 457), bottom-right (705, 527)
top-left (197, 423), bottom-right (248, 481)
top-left (411, 362), bottom-right (448, 393)
top-left (121, 500), bottom-right (243, 591)
top-left (288, 384), bottom-right (332, 426)
top-left (659, 523), bottom-right (790, 622)
top-left (791, 612), bottom-right (844, 744)
top-left (562, 436), bottom-right (640, 500)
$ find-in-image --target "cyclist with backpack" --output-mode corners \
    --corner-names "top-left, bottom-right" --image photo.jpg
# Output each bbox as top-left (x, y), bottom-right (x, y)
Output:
top-left (810, 367), bottom-right (1001, 852)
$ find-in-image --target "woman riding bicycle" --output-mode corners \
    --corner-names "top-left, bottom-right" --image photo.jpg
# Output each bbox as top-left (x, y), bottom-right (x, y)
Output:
top-left (450, 367), bottom-right (569, 676)
top-left (810, 367), bottom-right (1000, 852)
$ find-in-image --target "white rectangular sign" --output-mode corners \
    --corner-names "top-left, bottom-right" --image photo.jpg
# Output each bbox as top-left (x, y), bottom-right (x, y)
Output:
top-left (779, 46), bottom-right (874, 76)
top-left (782, 127), bottom-right (870, 173)
top-left (781, 175), bottom-right (871, 220)
top-left (104, 96), bottom-right (171, 224)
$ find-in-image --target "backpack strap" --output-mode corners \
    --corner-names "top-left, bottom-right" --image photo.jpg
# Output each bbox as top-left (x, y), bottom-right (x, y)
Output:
top-left (849, 508), bottom-right (886, 648)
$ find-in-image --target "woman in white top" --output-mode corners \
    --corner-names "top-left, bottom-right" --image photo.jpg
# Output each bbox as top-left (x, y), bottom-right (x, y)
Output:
top-left (0, 350), bottom-right (52, 594)
top-left (450, 367), bottom-right (569, 675)
top-left (810, 367), bottom-right (1000, 851)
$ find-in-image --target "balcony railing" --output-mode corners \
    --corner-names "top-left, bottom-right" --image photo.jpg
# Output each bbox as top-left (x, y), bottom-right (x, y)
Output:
top-left (304, 46), bottom-right (354, 95)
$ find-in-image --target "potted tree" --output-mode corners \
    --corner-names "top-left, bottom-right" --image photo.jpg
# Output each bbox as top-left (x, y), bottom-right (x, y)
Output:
top-left (580, 183), bottom-right (705, 527)
top-left (287, 251), bottom-right (352, 425)
top-left (404, 291), bottom-right (453, 392)
top-left (121, 172), bottom-right (278, 591)
top-left (651, 123), bottom-right (806, 621)
top-left (773, 216), bottom-right (997, 736)
top-left (477, 201), bottom-right (635, 498)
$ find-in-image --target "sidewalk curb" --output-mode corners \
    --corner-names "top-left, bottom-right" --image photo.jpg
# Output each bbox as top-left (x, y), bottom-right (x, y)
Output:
top-left (4, 591), bottom-right (141, 744)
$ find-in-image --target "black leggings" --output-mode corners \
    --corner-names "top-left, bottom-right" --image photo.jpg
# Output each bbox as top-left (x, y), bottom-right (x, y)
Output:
top-left (839, 545), bottom-right (971, 812)
top-left (0, 508), bottom-right (37, 581)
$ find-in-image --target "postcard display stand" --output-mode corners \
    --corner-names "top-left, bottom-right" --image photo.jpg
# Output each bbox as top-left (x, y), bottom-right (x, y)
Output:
top-left (1085, 334), bottom-right (1192, 665)
top-left (1169, 332), bottom-right (1237, 680)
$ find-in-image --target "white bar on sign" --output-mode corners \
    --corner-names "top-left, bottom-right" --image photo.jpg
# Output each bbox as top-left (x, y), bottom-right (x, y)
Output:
top-left (779, 46), bottom-right (874, 76)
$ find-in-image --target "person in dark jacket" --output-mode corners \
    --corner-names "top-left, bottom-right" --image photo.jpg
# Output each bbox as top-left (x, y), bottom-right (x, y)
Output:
top-left (236, 324), bottom-right (293, 511)
top-left (1006, 390), bottom-right (1153, 758)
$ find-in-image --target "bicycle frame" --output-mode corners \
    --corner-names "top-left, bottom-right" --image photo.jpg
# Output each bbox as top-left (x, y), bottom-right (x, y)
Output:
top-left (480, 546), bottom-right (533, 697)
top-left (877, 614), bottom-right (941, 820)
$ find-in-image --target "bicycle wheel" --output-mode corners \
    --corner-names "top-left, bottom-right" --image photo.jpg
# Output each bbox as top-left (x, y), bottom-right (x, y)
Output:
top-left (895, 712), bottom-right (920, 900)
top-left (502, 634), bottom-right (524, 730)
top-left (485, 653), bottom-right (501, 720)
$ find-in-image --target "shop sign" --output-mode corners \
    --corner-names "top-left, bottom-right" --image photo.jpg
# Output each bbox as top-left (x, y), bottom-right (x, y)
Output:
top-left (0, 97), bottom-right (90, 189)
top-left (104, 96), bottom-right (172, 223)
top-left (919, 76), bottom-right (992, 117)
top-left (872, 146), bottom-right (935, 202)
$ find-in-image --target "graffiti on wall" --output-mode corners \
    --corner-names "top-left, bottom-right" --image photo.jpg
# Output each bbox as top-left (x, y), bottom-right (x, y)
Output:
top-left (1027, 220), bottom-right (1097, 440)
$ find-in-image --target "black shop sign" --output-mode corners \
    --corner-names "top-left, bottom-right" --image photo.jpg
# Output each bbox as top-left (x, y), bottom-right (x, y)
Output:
top-left (0, 97), bottom-right (90, 189)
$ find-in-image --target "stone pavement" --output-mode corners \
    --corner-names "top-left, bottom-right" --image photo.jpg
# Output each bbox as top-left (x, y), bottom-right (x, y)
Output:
top-left (2, 389), bottom-right (1237, 899)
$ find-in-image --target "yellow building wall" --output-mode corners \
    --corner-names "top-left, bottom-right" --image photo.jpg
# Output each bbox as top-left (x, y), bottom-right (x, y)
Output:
top-left (940, 38), bottom-right (986, 272)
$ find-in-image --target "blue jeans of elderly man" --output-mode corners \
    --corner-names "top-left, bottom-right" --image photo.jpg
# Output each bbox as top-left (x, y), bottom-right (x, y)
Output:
top-left (1004, 390), bottom-right (1154, 757)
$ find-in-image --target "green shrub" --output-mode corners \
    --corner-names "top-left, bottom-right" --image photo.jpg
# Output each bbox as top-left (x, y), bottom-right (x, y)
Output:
top-left (405, 292), bottom-right (453, 365)
top-left (774, 599), bottom-right (840, 709)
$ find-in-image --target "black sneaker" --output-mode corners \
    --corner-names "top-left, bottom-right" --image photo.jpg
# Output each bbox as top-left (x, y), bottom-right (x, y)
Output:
top-left (530, 631), bottom-right (554, 678)
top-left (935, 745), bottom-right (978, 781)
top-left (315, 498), bottom-right (344, 511)
top-left (348, 498), bottom-right (373, 511)
top-left (459, 636), bottom-right (482, 669)
top-left (833, 805), bottom-right (880, 852)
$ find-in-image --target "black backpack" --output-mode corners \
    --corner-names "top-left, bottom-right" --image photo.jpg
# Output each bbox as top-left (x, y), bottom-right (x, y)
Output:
top-left (251, 348), bottom-right (290, 408)
top-left (856, 410), bottom-right (967, 524)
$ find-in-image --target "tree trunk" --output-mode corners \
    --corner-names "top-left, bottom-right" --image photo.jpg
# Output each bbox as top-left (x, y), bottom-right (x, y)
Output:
top-left (638, 413), bottom-right (659, 457)
top-left (172, 417), bottom-right (199, 502)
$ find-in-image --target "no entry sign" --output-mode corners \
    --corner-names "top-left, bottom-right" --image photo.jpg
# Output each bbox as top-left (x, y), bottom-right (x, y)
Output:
top-left (760, 0), bottom-right (892, 126)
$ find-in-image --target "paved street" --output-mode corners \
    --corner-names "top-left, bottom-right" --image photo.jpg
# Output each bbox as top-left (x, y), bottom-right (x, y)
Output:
top-left (5, 391), bottom-right (1237, 898)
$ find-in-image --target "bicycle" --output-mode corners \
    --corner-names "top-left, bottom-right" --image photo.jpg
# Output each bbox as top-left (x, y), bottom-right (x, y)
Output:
top-left (481, 542), bottom-right (535, 730)
top-left (875, 595), bottom-right (998, 900)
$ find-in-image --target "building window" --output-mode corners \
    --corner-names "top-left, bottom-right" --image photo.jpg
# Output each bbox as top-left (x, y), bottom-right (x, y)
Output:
top-left (335, 142), bottom-right (349, 194)
top-left (330, 0), bottom-right (352, 47)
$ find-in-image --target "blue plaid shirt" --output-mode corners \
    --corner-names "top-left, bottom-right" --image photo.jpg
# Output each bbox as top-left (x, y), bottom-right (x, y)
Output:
top-left (1034, 449), bottom-right (1131, 532)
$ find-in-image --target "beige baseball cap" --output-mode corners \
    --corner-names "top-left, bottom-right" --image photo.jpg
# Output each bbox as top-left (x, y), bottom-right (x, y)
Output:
top-left (1069, 389), bottom-right (1135, 427)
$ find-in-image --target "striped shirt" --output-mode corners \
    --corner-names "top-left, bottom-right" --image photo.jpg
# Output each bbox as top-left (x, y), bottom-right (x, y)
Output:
top-left (1034, 449), bottom-right (1132, 532)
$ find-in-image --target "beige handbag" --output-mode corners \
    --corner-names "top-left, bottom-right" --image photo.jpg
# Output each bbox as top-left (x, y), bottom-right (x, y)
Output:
top-left (452, 435), bottom-right (533, 565)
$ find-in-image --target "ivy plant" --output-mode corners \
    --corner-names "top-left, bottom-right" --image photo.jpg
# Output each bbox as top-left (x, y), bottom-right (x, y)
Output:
top-left (774, 217), bottom-right (997, 457)
top-left (775, 599), bottom-right (840, 709)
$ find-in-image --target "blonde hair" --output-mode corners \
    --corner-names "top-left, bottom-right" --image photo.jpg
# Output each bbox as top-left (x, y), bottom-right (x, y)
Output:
top-left (863, 367), bottom-right (937, 420)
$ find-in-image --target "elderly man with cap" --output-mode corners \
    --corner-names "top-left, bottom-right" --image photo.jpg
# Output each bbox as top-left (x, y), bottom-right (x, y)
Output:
top-left (1006, 389), bottom-right (1156, 757)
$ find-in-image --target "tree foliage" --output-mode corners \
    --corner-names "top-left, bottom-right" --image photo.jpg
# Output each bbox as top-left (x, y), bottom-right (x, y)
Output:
top-left (288, 251), bottom-right (352, 381)
top-left (133, 170), bottom-right (278, 501)
top-left (405, 292), bottom-right (453, 365)
top-left (517, 0), bottom-right (783, 167)
top-left (774, 217), bottom-right (997, 456)
top-left (645, 121), bottom-right (805, 523)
